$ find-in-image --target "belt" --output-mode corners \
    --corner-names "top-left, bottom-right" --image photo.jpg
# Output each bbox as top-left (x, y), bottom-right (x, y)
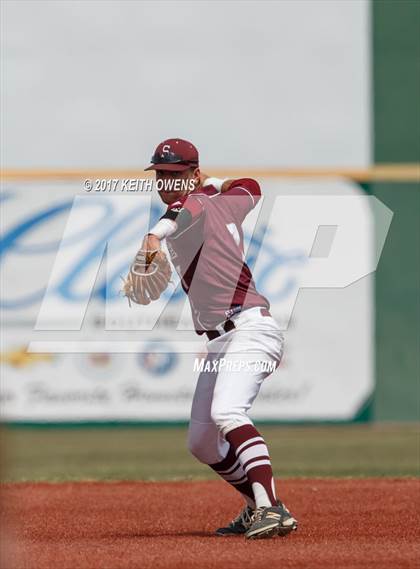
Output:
top-left (205, 307), bottom-right (271, 341)
top-left (206, 319), bottom-right (236, 341)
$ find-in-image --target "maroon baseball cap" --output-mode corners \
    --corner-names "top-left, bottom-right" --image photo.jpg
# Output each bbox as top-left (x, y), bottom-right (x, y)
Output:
top-left (145, 138), bottom-right (199, 172)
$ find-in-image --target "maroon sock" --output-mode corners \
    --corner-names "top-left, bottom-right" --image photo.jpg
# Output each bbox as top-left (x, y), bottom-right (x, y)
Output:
top-left (225, 424), bottom-right (277, 507)
top-left (209, 443), bottom-right (255, 507)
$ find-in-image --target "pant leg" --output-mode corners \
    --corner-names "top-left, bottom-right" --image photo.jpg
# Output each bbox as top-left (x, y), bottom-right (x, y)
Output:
top-left (187, 350), bottom-right (229, 465)
top-left (210, 315), bottom-right (284, 437)
top-left (208, 315), bottom-right (284, 507)
top-left (188, 344), bottom-right (257, 507)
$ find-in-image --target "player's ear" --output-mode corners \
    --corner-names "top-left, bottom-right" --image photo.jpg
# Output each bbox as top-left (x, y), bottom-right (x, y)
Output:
top-left (192, 167), bottom-right (201, 189)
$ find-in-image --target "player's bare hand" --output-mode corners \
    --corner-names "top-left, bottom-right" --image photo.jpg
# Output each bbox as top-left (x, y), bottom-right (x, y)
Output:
top-left (141, 233), bottom-right (160, 251)
top-left (140, 234), bottom-right (161, 264)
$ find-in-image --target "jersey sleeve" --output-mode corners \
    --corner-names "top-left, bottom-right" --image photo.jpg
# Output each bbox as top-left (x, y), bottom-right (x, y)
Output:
top-left (222, 178), bottom-right (261, 223)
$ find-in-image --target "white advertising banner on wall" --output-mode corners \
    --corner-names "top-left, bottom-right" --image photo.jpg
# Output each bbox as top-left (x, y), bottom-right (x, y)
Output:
top-left (0, 179), bottom-right (379, 422)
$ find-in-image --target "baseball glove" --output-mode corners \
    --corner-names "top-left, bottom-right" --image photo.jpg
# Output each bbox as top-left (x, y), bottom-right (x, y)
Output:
top-left (122, 249), bottom-right (172, 306)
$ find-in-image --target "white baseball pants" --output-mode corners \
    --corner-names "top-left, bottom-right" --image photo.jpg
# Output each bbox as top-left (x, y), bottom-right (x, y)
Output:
top-left (187, 307), bottom-right (284, 465)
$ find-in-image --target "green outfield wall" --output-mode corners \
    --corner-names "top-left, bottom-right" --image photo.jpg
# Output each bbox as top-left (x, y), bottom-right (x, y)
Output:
top-left (373, 0), bottom-right (420, 420)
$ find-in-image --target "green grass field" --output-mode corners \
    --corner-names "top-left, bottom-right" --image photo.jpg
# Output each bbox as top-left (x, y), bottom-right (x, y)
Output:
top-left (1, 424), bottom-right (418, 482)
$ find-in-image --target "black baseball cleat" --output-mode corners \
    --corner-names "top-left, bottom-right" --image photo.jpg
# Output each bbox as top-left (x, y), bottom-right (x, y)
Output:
top-left (215, 505), bottom-right (254, 536)
top-left (276, 500), bottom-right (298, 537)
top-left (245, 501), bottom-right (298, 540)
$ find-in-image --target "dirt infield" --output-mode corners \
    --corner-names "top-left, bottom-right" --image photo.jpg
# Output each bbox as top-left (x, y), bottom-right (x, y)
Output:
top-left (1, 479), bottom-right (419, 569)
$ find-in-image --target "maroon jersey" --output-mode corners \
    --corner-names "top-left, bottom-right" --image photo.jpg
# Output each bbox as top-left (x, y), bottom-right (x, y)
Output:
top-left (164, 179), bottom-right (269, 333)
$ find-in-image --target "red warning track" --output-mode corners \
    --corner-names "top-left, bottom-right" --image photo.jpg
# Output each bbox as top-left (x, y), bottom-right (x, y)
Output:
top-left (1, 479), bottom-right (419, 569)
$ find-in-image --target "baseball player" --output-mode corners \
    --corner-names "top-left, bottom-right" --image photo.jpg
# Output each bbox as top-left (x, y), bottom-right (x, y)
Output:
top-left (124, 138), bottom-right (298, 539)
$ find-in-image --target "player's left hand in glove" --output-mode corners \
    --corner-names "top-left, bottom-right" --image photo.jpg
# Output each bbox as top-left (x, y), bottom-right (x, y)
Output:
top-left (122, 237), bottom-right (172, 306)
